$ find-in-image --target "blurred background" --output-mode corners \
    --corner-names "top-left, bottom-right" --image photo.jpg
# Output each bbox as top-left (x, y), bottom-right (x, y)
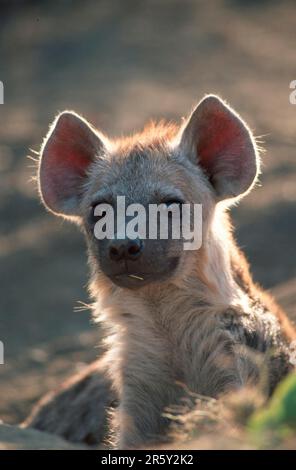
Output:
top-left (0, 0), bottom-right (295, 425)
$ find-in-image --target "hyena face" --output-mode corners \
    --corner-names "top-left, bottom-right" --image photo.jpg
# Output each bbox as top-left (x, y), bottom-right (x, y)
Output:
top-left (82, 151), bottom-right (199, 289)
top-left (38, 95), bottom-right (259, 289)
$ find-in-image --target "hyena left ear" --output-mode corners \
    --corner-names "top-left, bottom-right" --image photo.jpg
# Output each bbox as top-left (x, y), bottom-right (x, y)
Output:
top-left (38, 111), bottom-right (107, 219)
top-left (180, 95), bottom-right (259, 201)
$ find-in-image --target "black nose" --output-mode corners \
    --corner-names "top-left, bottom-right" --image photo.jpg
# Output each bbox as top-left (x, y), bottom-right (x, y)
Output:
top-left (109, 238), bottom-right (144, 262)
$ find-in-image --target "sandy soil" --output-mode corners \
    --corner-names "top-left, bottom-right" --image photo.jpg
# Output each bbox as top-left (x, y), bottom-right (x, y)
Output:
top-left (0, 0), bottom-right (295, 427)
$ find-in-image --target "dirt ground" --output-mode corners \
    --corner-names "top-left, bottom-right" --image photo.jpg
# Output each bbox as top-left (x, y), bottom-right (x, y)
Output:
top-left (0, 0), bottom-right (295, 427)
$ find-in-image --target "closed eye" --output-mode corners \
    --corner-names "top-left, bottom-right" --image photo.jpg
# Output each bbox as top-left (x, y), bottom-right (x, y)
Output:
top-left (89, 209), bottom-right (106, 226)
top-left (89, 201), bottom-right (110, 225)
top-left (162, 198), bottom-right (184, 208)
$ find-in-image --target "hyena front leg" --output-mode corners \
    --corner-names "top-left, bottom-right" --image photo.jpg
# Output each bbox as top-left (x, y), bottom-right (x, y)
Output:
top-left (113, 352), bottom-right (180, 449)
top-left (116, 384), bottom-right (174, 449)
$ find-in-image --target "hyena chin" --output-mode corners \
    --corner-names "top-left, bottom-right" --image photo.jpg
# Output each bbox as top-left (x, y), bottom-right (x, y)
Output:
top-left (36, 94), bottom-right (295, 449)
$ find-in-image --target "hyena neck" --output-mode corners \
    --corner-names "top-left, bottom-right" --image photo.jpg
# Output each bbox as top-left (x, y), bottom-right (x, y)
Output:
top-left (199, 209), bottom-right (250, 308)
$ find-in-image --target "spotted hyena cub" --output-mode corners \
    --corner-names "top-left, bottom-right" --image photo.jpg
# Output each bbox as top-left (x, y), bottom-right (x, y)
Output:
top-left (36, 94), bottom-right (295, 448)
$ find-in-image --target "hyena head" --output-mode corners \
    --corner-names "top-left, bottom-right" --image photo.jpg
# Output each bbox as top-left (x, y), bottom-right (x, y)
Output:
top-left (38, 95), bottom-right (259, 291)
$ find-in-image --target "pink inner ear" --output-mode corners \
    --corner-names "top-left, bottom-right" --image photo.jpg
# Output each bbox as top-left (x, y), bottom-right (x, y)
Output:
top-left (50, 114), bottom-right (96, 175)
top-left (196, 108), bottom-right (245, 179)
top-left (49, 140), bottom-right (91, 178)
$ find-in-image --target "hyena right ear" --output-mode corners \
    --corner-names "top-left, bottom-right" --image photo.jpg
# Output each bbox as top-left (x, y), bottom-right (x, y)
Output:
top-left (180, 95), bottom-right (259, 201)
top-left (38, 111), bottom-right (106, 219)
